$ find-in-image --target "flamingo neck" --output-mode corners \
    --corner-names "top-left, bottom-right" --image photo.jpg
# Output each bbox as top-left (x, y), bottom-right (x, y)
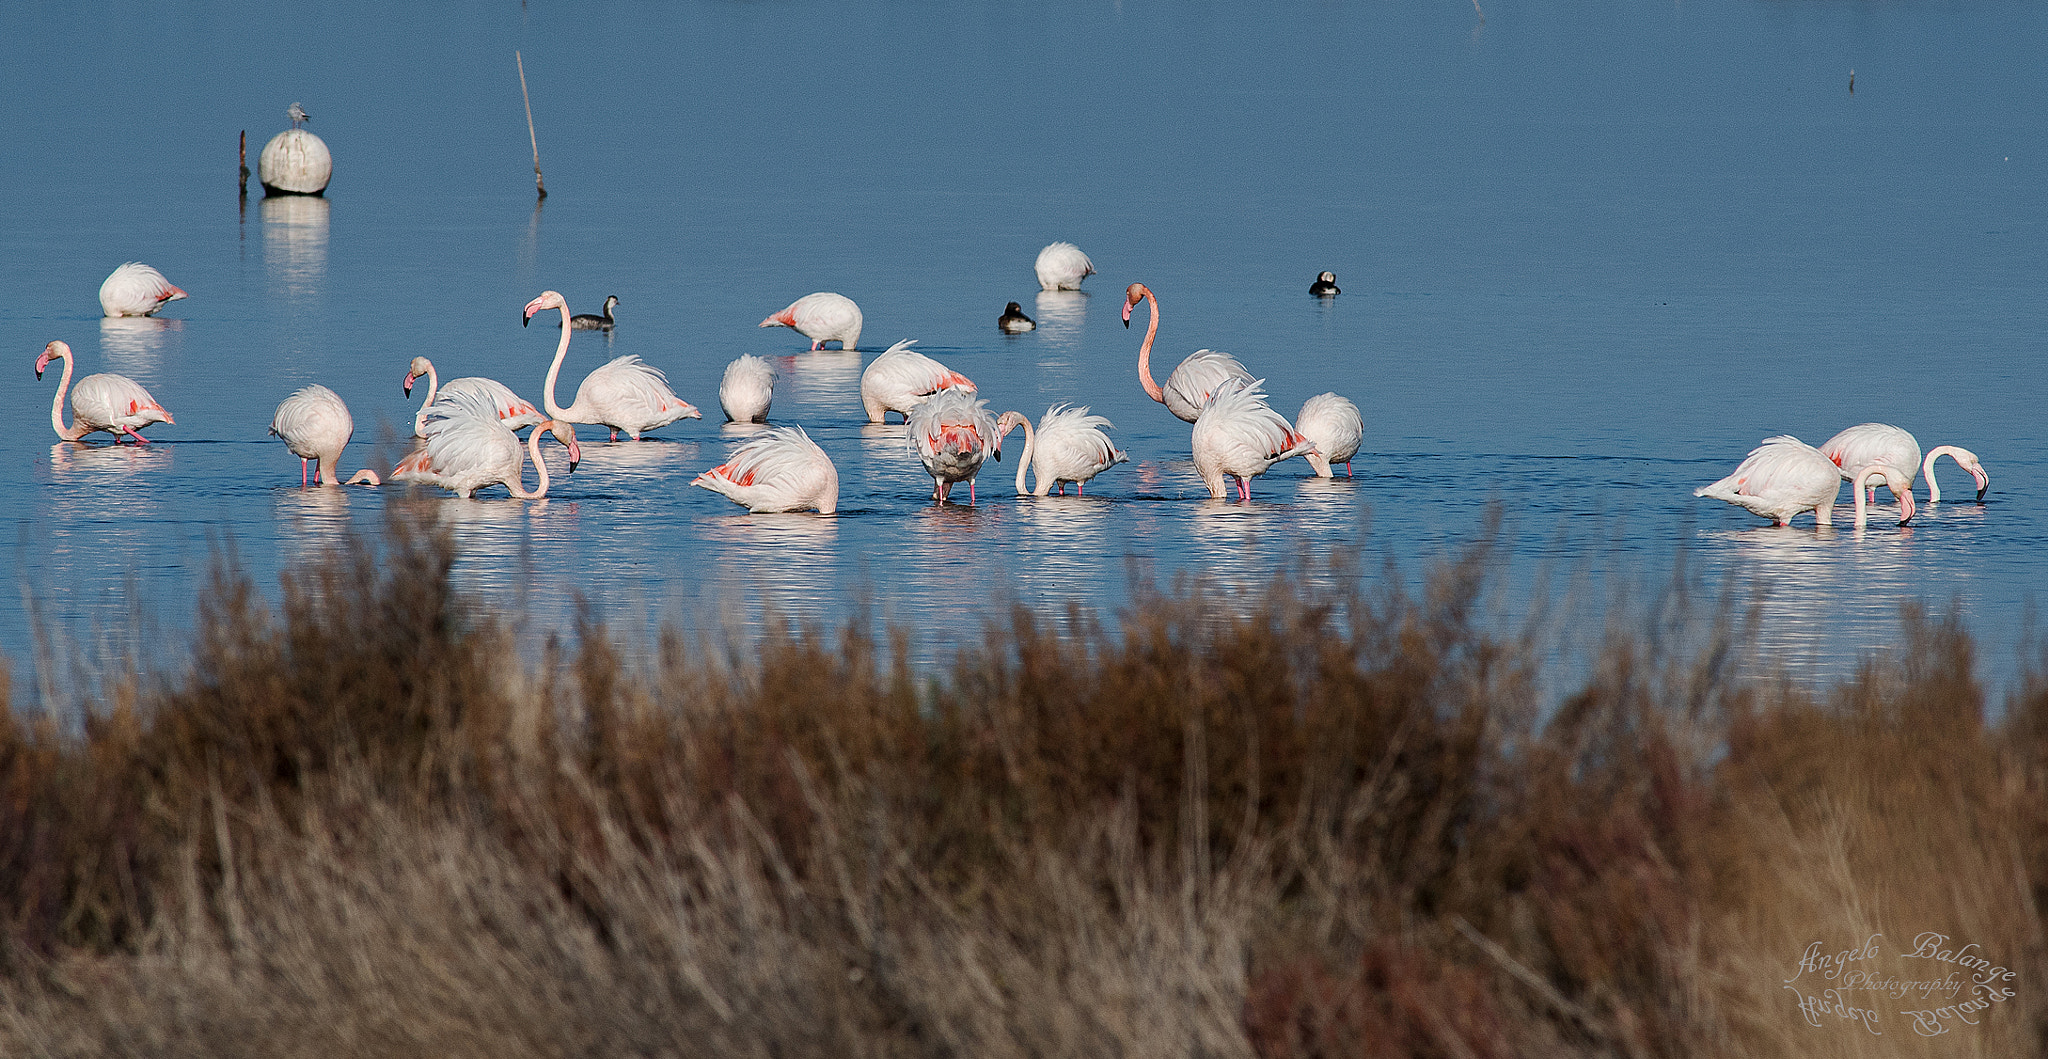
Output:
top-left (542, 304), bottom-right (574, 420)
top-left (1012, 416), bottom-right (1036, 495)
top-left (509, 425), bottom-right (551, 499)
top-left (1135, 290), bottom-right (1165, 403)
top-left (47, 352), bottom-right (84, 441)
top-left (317, 453), bottom-right (342, 486)
top-left (1920, 446), bottom-right (1976, 503)
top-left (346, 469), bottom-right (382, 486)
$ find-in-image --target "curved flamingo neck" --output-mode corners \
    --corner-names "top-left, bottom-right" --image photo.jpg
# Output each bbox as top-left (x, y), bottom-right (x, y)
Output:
top-left (1010, 415), bottom-right (1036, 495)
top-left (509, 425), bottom-right (551, 499)
top-left (1134, 290), bottom-right (1165, 403)
top-left (1920, 446), bottom-right (1976, 503)
top-left (1850, 463), bottom-right (1910, 526)
top-left (542, 303), bottom-right (575, 420)
top-left (417, 360), bottom-right (439, 418)
top-left (48, 351), bottom-right (84, 440)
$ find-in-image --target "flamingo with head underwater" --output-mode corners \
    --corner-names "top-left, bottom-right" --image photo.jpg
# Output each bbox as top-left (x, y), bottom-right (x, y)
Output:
top-left (36, 340), bottom-right (174, 443)
top-left (993, 404), bottom-right (1127, 496)
top-left (1122, 283), bottom-right (1254, 423)
top-left (1819, 422), bottom-right (1989, 505)
top-left (270, 384), bottom-right (382, 487)
top-left (524, 290), bottom-right (701, 441)
top-left (907, 388), bottom-right (998, 504)
top-left (1191, 379), bottom-right (1316, 501)
top-left (693, 426), bottom-right (838, 513)
top-left (390, 388), bottom-right (579, 499)
top-left (1696, 435), bottom-right (1915, 527)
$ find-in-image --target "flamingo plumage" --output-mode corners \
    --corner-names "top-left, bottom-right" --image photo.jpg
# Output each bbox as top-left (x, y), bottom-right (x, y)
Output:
top-left (390, 389), bottom-right (577, 499)
top-left (859, 340), bottom-right (976, 423)
top-left (1122, 283), bottom-right (1255, 423)
top-left (993, 404), bottom-right (1128, 497)
top-left (1297, 393), bottom-right (1364, 478)
top-left (524, 290), bottom-right (701, 441)
top-left (35, 340), bottom-right (173, 444)
top-left (1191, 380), bottom-right (1315, 501)
top-left (720, 354), bottom-right (775, 423)
top-left (269, 384), bottom-right (381, 487)
top-left (1819, 423), bottom-right (1989, 504)
top-left (1034, 242), bottom-right (1096, 291)
top-left (693, 426), bottom-right (839, 514)
top-left (1696, 435), bottom-right (1915, 527)
top-left (758, 292), bottom-right (862, 351)
top-left (906, 388), bottom-right (998, 504)
top-left (403, 356), bottom-right (544, 436)
top-left (98, 263), bottom-right (187, 318)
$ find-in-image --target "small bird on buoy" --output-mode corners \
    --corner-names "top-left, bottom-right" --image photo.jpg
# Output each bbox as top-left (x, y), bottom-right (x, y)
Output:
top-left (569, 295), bottom-right (618, 331)
top-left (1310, 271), bottom-right (1340, 296)
top-left (260, 101), bottom-right (332, 195)
top-left (998, 302), bottom-right (1036, 333)
top-left (287, 102), bottom-right (310, 128)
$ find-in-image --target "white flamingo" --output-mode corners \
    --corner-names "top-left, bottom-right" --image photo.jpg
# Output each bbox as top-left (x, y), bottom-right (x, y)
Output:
top-left (993, 404), bottom-right (1127, 496)
top-left (390, 390), bottom-right (578, 499)
top-left (1297, 393), bottom-right (1364, 478)
top-left (759, 292), bottom-right (862, 351)
top-left (1819, 422), bottom-right (1990, 504)
top-left (269, 384), bottom-right (381, 487)
top-left (1122, 283), bottom-right (1255, 423)
top-left (403, 356), bottom-right (544, 436)
top-left (906, 388), bottom-right (998, 503)
top-left (35, 340), bottom-right (174, 443)
top-left (99, 263), bottom-right (187, 317)
top-left (1696, 436), bottom-right (1915, 527)
top-left (720, 354), bottom-right (775, 423)
top-left (524, 290), bottom-right (702, 440)
top-left (859, 340), bottom-right (976, 423)
top-left (1191, 380), bottom-right (1315, 501)
top-left (1034, 242), bottom-right (1096, 291)
top-left (693, 426), bottom-right (839, 514)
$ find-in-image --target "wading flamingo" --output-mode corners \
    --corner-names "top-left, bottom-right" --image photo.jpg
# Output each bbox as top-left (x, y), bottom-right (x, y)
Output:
top-left (993, 404), bottom-right (1127, 496)
top-left (693, 426), bottom-right (839, 514)
top-left (998, 302), bottom-right (1036, 333)
top-left (859, 340), bottom-right (976, 423)
top-left (99, 263), bottom-right (187, 317)
top-left (1192, 380), bottom-right (1315, 501)
top-left (525, 290), bottom-right (701, 440)
top-left (907, 388), bottom-right (997, 503)
top-left (403, 356), bottom-right (543, 436)
top-left (1695, 436), bottom-right (1914, 527)
top-left (1123, 283), bottom-right (1254, 423)
top-left (391, 390), bottom-right (578, 499)
top-left (269, 384), bottom-right (381, 487)
top-left (1819, 423), bottom-right (1989, 504)
top-left (569, 295), bottom-right (618, 331)
top-left (35, 340), bottom-right (173, 443)
top-left (1034, 242), bottom-right (1096, 291)
top-left (1297, 393), bottom-right (1364, 478)
top-left (759, 292), bottom-right (862, 351)
top-left (720, 354), bottom-right (775, 422)
top-left (1309, 271), bottom-right (1341, 296)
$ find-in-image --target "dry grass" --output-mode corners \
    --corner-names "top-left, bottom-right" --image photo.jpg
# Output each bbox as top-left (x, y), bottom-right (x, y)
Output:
top-left (0, 509), bottom-right (2040, 1057)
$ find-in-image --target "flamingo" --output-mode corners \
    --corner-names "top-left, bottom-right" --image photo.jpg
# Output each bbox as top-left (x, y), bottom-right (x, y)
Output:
top-left (692, 426), bottom-right (839, 514)
top-left (35, 340), bottom-right (174, 443)
top-left (391, 390), bottom-right (578, 499)
top-left (1122, 283), bottom-right (1255, 423)
top-left (1034, 242), bottom-right (1096, 291)
top-left (99, 263), bottom-right (187, 317)
top-left (720, 354), bottom-right (775, 423)
top-left (759, 292), bottom-right (862, 351)
top-left (1819, 423), bottom-right (1989, 504)
top-left (993, 404), bottom-right (1127, 496)
top-left (859, 340), bottom-right (976, 423)
top-left (1191, 380), bottom-right (1315, 501)
top-left (269, 384), bottom-right (381, 487)
top-left (998, 302), bottom-right (1036, 333)
top-left (524, 290), bottom-right (702, 440)
top-left (1310, 271), bottom-right (1341, 296)
top-left (1297, 393), bottom-right (1364, 478)
top-left (906, 388), bottom-right (998, 503)
top-left (1695, 436), bottom-right (1915, 527)
top-left (569, 295), bottom-right (618, 331)
top-left (403, 356), bottom-right (544, 436)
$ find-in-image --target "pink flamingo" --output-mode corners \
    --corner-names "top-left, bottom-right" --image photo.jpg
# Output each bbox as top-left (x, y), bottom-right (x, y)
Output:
top-left (1192, 380), bottom-right (1316, 501)
top-left (98, 262), bottom-right (187, 317)
top-left (1034, 242), bottom-right (1096, 291)
top-left (35, 340), bottom-right (174, 443)
top-left (1696, 436), bottom-right (1914, 527)
top-left (693, 426), bottom-right (839, 513)
top-left (1297, 393), bottom-right (1364, 478)
top-left (993, 404), bottom-right (1127, 496)
top-left (859, 340), bottom-right (976, 423)
top-left (524, 290), bottom-right (702, 440)
top-left (390, 390), bottom-right (578, 499)
top-left (1819, 423), bottom-right (1989, 504)
top-left (269, 384), bottom-right (382, 487)
top-left (759, 292), bottom-right (862, 351)
top-left (907, 388), bottom-right (998, 503)
top-left (719, 354), bottom-right (775, 423)
top-left (403, 356), bottom-right (544, 436)
top-left (1122, 283), bottom-right (1254, 422)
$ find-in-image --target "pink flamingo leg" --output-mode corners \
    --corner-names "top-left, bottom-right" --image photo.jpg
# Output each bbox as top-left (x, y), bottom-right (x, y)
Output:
top-left (609, 430), bottom-right (619, 442)
top-left (969, 479), bottom-right (977, 504)
top-left (1344, 461), bottom-right (1353, 478)
top-left (302, 458), bottom-right (310, 487)
top-left (1075, 482), bottom-right (1082, 496)
top-left (123, 426), bottom-right (152, 445)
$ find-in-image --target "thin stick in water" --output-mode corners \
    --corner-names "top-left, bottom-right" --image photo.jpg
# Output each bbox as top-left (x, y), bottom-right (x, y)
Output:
top-left (239, 130), bottom-right (248, 197)
top-left (517, 50), bottom-right (547, 199)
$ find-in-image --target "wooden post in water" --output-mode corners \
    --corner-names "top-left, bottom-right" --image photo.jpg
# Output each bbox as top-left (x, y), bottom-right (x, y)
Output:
top-left (518, 51), bottom-right (547, 200)
top-left (239, 130), bottom-right (248, 197)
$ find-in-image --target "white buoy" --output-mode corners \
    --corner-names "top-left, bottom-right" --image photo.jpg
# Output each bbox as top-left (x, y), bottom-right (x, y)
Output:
top-left (259, 103), bottom-right (331, 195)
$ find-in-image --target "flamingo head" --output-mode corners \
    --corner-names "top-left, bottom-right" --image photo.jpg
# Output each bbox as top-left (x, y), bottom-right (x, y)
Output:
top-left (523, 290), bottom-right (567, 327)
top-left (1857, 463), bottom-right (1916, 525)
top-left (1122, 283), bottom-right (1151, 327)
top-left (546, 419), bottom-right (581, 471)
top-left (992, 411), bottom-right (1028, 459)
top-left (403, 355), bottom-right (433, 395)
top-left (1955, 447), bottom-right (1990, 501)
top-left (758, 306), bottom-right (796, 329)
top-left (34, 340), bottom-right (69, 380)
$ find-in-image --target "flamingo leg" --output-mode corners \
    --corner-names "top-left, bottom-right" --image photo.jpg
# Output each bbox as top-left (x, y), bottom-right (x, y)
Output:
top-left (1344, 461), bottom-right (1353, 478)
top-left (969, 479), bottom-right (977, 504)
top-left (1074, 482), bottom-right (1081, 496)
top-left (124, 426), bottom-right (152, 445)
top-left (610, 430), bottom-right (619, 442)
top-left (302, 458), bottom-right (310, 487)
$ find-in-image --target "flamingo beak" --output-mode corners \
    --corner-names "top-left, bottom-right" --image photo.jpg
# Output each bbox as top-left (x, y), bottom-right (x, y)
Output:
top-left (1122, 302), bottom-right (1133, 328)
top-left (1899, 490), bottom-right (1916, 526)
top-left (522, 310), bottom-right (532, 328)
top-left (1973, 468), bottom-right (1989, 502)
top-left (403, 373), bottom-right (415, 396)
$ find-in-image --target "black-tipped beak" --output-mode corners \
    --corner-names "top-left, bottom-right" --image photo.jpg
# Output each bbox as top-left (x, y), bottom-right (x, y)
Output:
top-left (994, 447), bottom-right (1003, 462)
top-left (35, 368), bottom-right (43, 380)
top-left (1123, 317), bottom-right (1131, 329)
top-left (403, 381), bottom-right (412, 396)
top-left (522, 311), bottom-right (531, 328)
top-left (1977, 486), bottom-right (1988, 503)
top-left (569, 458), bottom-right (580, 474)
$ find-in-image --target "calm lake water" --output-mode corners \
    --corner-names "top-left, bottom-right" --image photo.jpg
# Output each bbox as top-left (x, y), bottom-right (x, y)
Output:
top-left (4, 0), bottom-right (2045, 697)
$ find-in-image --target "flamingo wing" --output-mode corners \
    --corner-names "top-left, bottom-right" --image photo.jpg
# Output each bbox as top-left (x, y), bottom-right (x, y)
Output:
top-left (72, 372), bottom-right (172, 432)
top-left (1297, 393), bottom-right (1364, 466)
top-left (270, 384), bottom-right (353, 461)
top-left (693, 425), bottom-right (838, 513)
top-left (1164, 350), bottom-right (1254, 420)
top-left (1818, 423), bottom-right (1920, 483)
top-left (442, 377), bottom-right (545, 430)
top-left (99, 262), bottom-right (187, 317)
top-left (578, 355), bottom-right (701, 432)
